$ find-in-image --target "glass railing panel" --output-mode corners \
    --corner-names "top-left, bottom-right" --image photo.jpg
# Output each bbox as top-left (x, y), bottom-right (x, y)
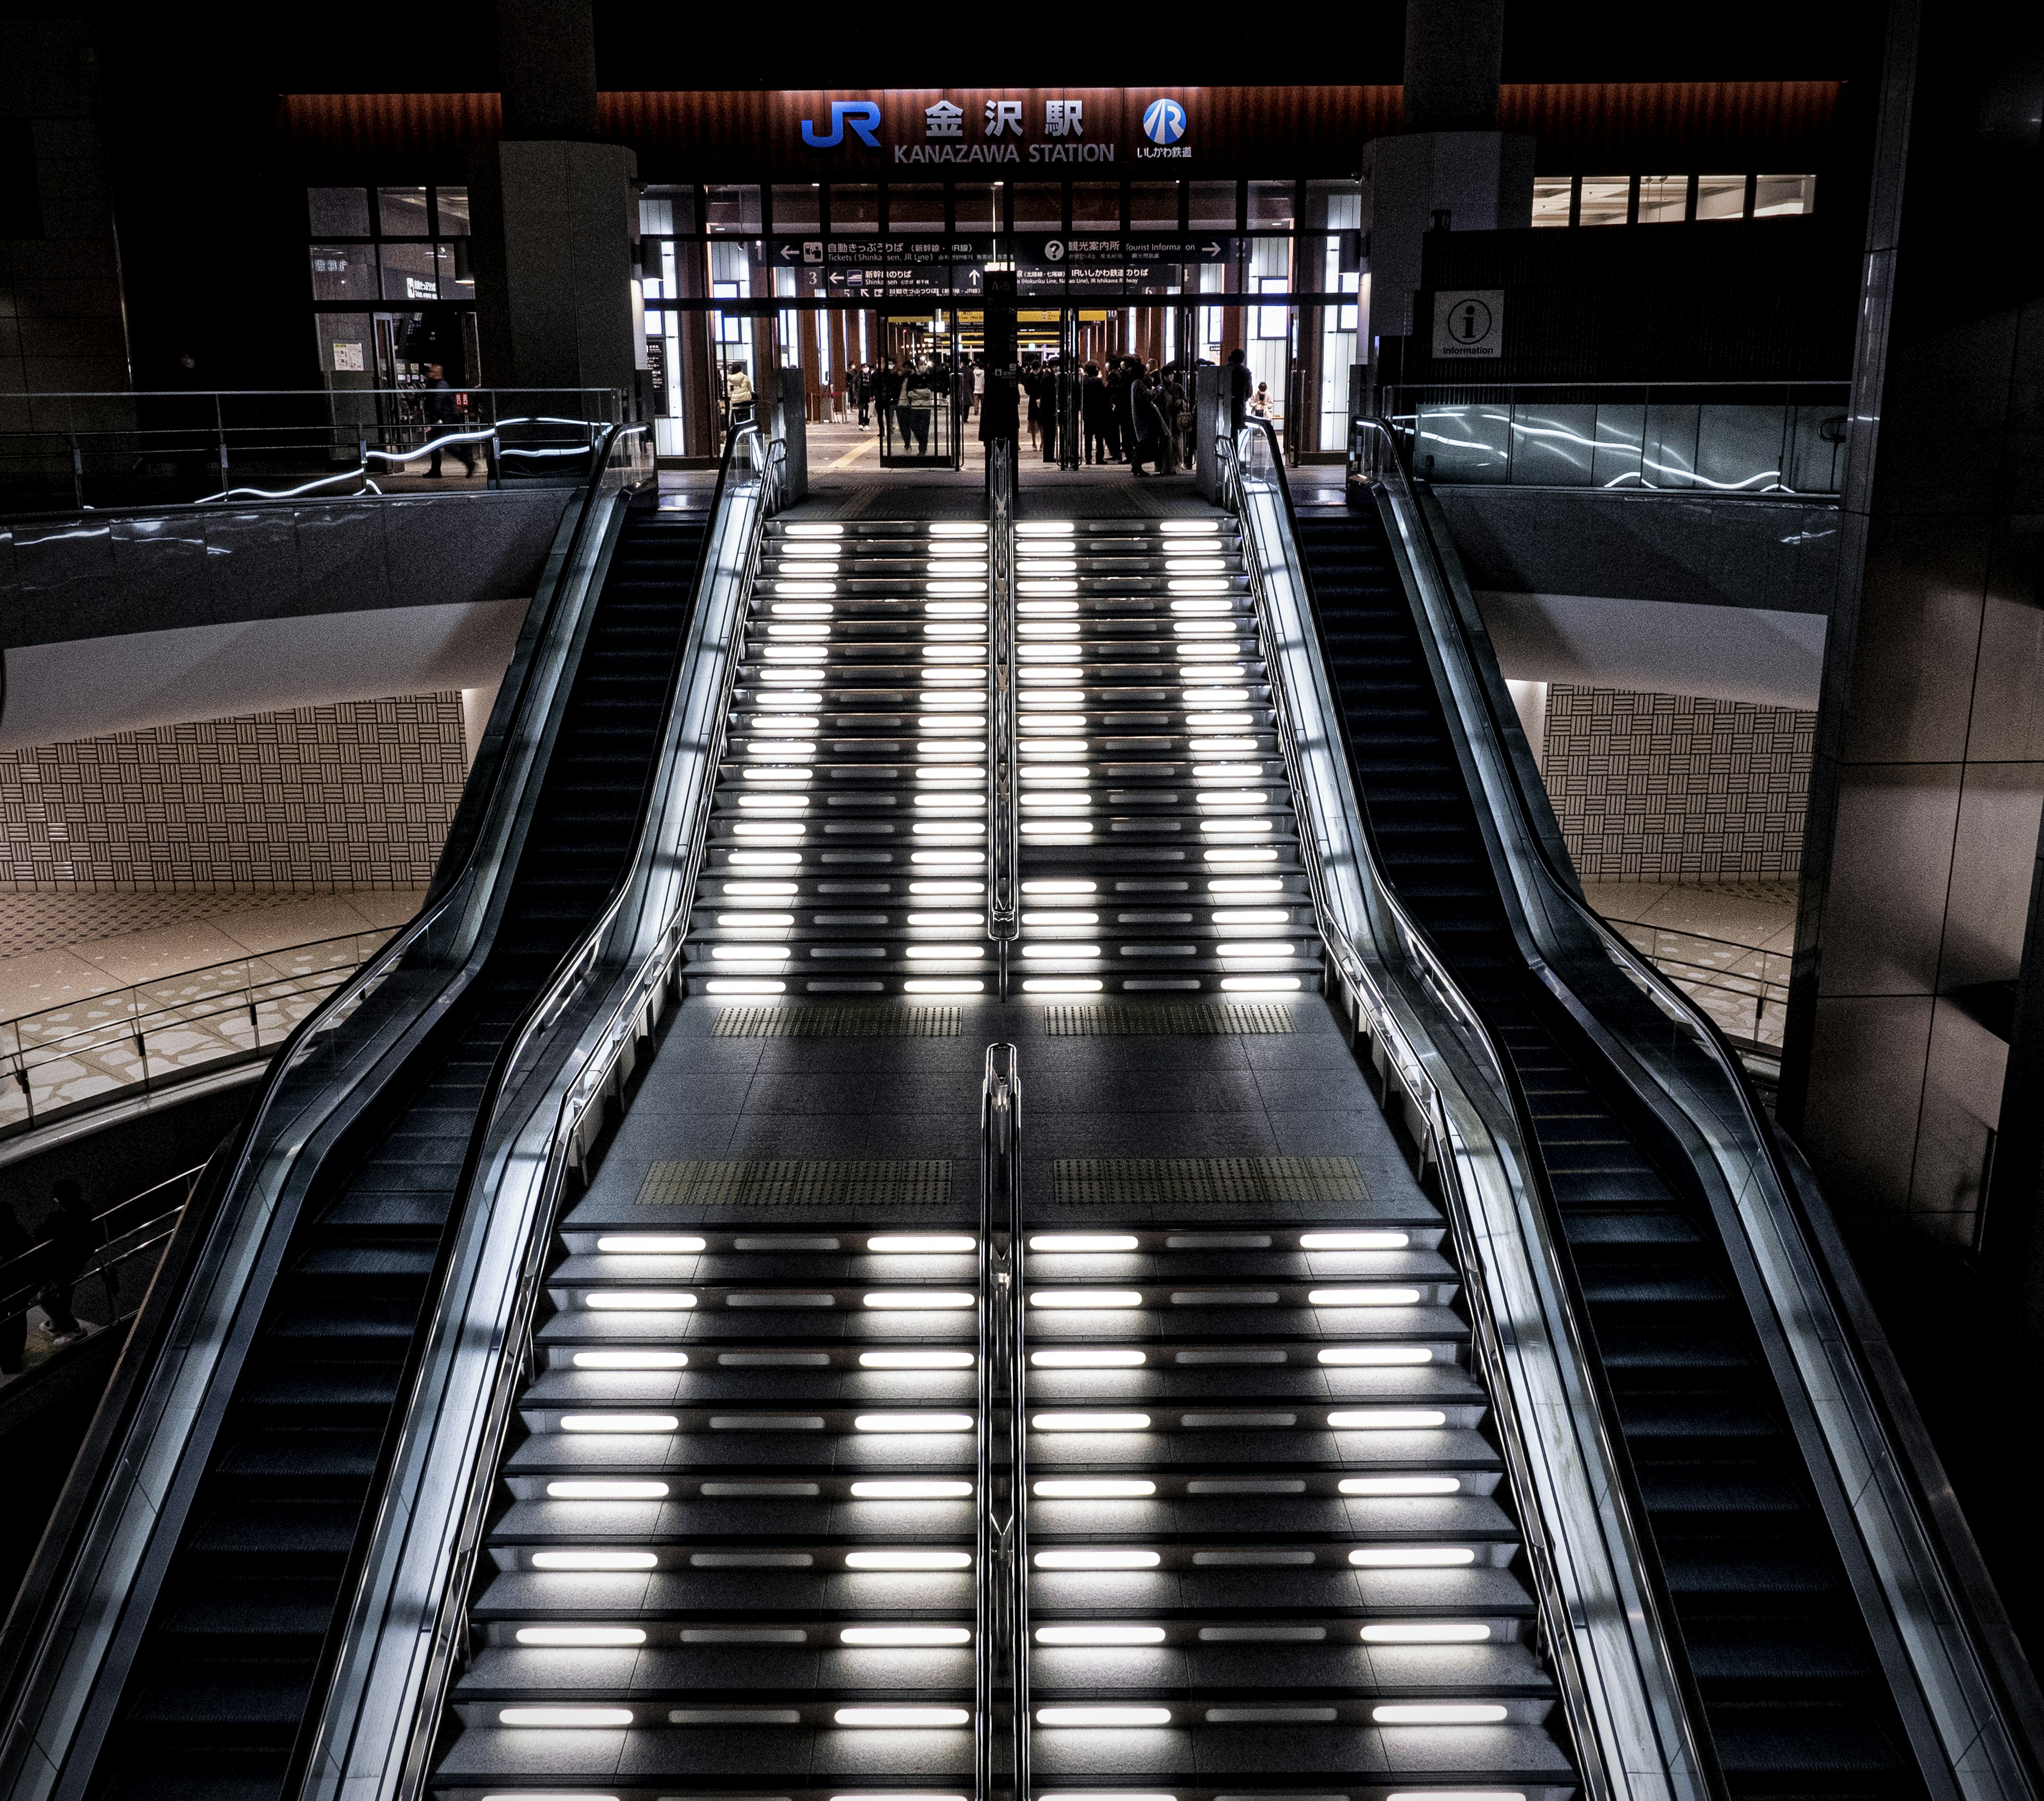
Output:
top-left (1510, 400), bottom-right (1598, 485)
top-left (1592, 401), bottom-right (1648, 486)
top-left (1414, 399), bottom-right (1509, 481)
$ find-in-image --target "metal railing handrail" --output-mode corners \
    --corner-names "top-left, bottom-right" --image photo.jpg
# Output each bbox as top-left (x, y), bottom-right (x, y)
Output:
top-left (1225, 417), bottom-right (1718, 1801)
top-left (3, 928), bottom-right (396, 1056)
top-left (976, 1043), bottom-right (1025, 1801)
top-left (986, 439), bottom-right (1019, 957)
top-left (1358, 410), bottom-right (2044, 1800)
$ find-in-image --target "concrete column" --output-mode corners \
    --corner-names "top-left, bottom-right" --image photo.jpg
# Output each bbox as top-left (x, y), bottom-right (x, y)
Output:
top-left (1776, 0), bottom-right (2044, 1629)
top-left (461, 680), bottom-right (501, 771)
top-left (1362, 0), bottom-right (1534, 344)
top-left (1507, 679), bottom-right (1548, 773)
top-left (465, 0), bottom-right (637, 405)
top-left (1779, 0), bottom-right (2044, 1271)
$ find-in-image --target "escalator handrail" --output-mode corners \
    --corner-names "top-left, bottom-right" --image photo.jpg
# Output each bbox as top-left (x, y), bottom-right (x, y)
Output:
top-left (299, 425), bottom-right (775, 1801)
top-left (976, 1045), bottom-right (1026, 1801)
top-left (1354, 412), bottom-right (2044, 1799)
top-left (0, 422), bottom-right (644, 1794)
top-left (1226, 420), bottom-right (1718, 1801)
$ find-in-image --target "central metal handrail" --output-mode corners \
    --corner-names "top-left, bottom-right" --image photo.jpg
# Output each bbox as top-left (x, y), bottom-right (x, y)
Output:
top-left (976, 1042), bottom-right (1026, 1801)
top-left (986, 441), bottom-right (1020, 966)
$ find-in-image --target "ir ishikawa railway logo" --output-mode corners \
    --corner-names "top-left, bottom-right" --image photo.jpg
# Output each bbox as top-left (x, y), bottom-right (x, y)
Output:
top-left (1138, 96), bottom-right (1189, 160)
top-left (1142, 97), bottom-right (1187, 144)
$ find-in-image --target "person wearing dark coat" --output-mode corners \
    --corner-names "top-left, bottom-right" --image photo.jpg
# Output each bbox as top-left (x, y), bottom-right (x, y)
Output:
top-left (1105, 359), bottom-right (1132, 462)
top-left (1080, 364), bottom-right (1110, 465)
top-left (36, 1179), bottom-right (97, 1341)
top-left (1126, 369), bottom-right (1169, 477)
top-left (1225, 348), bottom-right (1253, 438)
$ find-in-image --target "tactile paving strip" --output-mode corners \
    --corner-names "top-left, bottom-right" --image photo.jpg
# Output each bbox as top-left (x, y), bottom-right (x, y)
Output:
top-left (1052, 1155), bottom-right (1366, 1206)
top-left (1040, 1001), bottom-right (1297, 1037)
top-left (634, 1158), bottom-right (954, 1207)
top-left (710, 1004), bottom-right (963, 1039)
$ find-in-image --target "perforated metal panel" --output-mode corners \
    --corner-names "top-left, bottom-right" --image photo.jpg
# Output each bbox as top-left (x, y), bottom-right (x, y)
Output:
top-left (1040, 1002), bottom-right (1297, 1037)
top-left (636, 1159), bottom-right (954, 1207)
top-left (711, 1005), bottom-right (963, 1039)
top-left (1052, 1156), bottom-right (1366, 1206)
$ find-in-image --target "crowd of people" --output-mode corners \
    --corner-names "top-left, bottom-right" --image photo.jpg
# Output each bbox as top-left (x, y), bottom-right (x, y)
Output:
top-left (821, 344), bottom-right (1261, 478)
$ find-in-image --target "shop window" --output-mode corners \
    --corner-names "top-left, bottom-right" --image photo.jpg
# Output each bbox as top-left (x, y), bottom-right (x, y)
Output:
top-left (381, 241), bottom-right (439, 302)
top-left (310, 244), bottom-right (376, 302)
top-left (1190, 181), bottom-right (1238, 229)
top-left (706, 185), bottom-right (762, 234)
top-left (1014, 183), bottom-right (1062, 226)
top-left (773, 185), bottom-right (820, 232)
top-left (954, 183), bottom-right (1001, 233)
top-left (1131, 182), bottom-right (1180, 229)
top-left (1637, 175), bottom-right (1687, 223)
top-left (830, 185), bottom-right (879, 234)
top-left (1072, 183), bottom-right (1119, 225)
top-left (377, 185), bottom-right (431, 236)
top-left (1755, 174), bottom-right (1816, 217)
top-left (308, 187), bottom-right (370, 236)
top-left (1248, 182), bottom-right (1295, 227)
top-left (1695, 175), bottom-right (1747, 220)
top-left (1577, 176), bottom-right (1630, 226)
top-left (433, 186), bottom-right (471, 236)
top-left (888, 184), bottom-right (944, 228)
top-left (1531, 177), bottom-right (1574, 226)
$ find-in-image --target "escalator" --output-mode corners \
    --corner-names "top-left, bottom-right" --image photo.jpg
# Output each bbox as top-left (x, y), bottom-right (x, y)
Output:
top-left (77, 500), bottom-right (711, 1801)
top-left (1291, 507), bottom-right (1916, 1800)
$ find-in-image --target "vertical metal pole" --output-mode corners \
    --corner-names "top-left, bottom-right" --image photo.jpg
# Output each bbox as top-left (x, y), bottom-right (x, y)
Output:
top-left (70, 433), bottom-right (84, 511)
top-left (987, 440), bottom-right (1019, 972)
top-left (976, 1045), bottom-right (1025, 1801)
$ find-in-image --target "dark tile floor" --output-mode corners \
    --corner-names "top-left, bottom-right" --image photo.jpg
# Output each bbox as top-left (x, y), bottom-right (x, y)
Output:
top-left (565, 994), bottom-right (1431, 1235)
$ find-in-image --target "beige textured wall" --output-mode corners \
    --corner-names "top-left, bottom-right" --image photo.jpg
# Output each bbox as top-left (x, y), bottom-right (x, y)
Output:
top-left (1543, 684), bottom-right (1816, 882)
top-left (0, 692), bottom-right (468, 891)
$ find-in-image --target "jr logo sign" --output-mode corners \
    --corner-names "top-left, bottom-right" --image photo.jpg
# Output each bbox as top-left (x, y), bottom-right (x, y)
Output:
top-left (802, 102), bottom-right (882, 149)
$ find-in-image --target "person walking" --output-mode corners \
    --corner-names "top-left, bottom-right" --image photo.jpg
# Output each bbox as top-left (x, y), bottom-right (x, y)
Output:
top-left (421, 365), bottom-right (474, 478)
top-left (37, 1179), bottom-right (97, 1343)
top-left (1081, 363), bottom-right (1110, 466)
top-left (0, 1198), bottom-right (30, 1375)
top-left (854, 363), bottom-right (871, 429)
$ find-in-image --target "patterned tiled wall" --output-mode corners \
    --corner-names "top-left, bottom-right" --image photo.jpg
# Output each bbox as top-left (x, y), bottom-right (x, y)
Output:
top-left (1543, 685), bottom-right (1816, 881)
top-left (0, 693), bottom-right (468, 891)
